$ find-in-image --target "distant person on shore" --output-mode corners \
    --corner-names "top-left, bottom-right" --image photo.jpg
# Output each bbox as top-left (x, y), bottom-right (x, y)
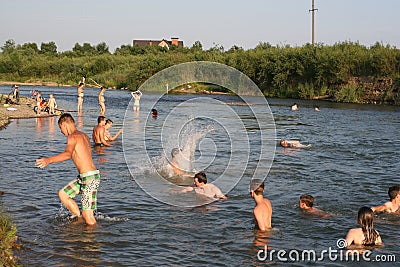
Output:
top-left (7, 85), bottom-right (20, 104)
top-left (345, 207), bottom-right (383, 247)
top-left (182, 172), bottom-right (227, 200)
top-left (77, 77), bottom-right (85, 113)
top-left (31, 89), bottom-right (37, 99)
top-left (371, 185), bottom-right (400, 213)
top-left (131, 90), bottom-right (142, 111)
top-left (36, 91), bottom-right (42, 114)
top-left (250, 179), bottom-right (272, 231)
top-left (92, 116), bottom-right (111, 147)
top-left (12, 85), bottom-right (19, 103)
top-left (104, 119), bottom-right (122, 141)
top-left (35, 113), bottom-right (101, 225)
top-left (98, 86), bottom-right (106, 116)
top-left (291, 103), bottom-right (298, 111)
top-left (48, 94), bottom-right (57, 115)
top-left (299, 194), bottom-right (329, 218)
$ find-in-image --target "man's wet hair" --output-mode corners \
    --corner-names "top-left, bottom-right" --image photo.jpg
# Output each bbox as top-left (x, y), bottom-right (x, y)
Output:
top-left (97, 116), bottom-right (106, 124)
top-left (105, 119), bottom-right (113, 125)
top-left (194, 172), bottom-right (207, 184)
top-left (300, 194), bottom-right (314, 208)
top-left (388, 186), bottom-right (400, 200)
top-left (250, 179), bottom-right (264, 195)
top-left (58, 113), bottom-right (75, 125)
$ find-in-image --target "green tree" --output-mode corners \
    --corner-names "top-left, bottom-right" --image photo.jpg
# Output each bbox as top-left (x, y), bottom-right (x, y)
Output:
top-left (40, 41), bottom-right (58, 55)
top-left (96, 42), bottom-right (110, 54)
top-left (1, 39), bottom-right (16, 54)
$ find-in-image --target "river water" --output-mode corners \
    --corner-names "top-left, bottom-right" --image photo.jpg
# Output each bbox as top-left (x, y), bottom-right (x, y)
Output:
top-left (0, 86), bottom-right (399, 266)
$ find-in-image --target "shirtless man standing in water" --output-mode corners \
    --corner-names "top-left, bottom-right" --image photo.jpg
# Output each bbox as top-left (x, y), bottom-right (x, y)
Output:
top-left (36, 113), bottom-right (100, 225)
top-left (92, 116), bottom-right (111, 147)
top-left (250, 179), bottom-right (272, 231)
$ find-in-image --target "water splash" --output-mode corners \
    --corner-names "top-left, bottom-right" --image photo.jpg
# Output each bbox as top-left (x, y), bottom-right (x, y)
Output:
top-left (155, 117), bottom-right (215, 179)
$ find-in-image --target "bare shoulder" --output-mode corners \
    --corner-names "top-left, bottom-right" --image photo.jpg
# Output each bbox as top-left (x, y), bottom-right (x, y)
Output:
top-left (263, 198), bottom-right (272, 207)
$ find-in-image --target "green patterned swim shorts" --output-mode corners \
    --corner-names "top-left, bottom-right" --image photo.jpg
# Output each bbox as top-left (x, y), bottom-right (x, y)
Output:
top-left (63, 170), bottom-right (101, 210)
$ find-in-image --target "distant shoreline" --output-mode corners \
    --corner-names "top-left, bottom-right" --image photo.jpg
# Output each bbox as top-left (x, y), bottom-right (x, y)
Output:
top-left (0, 81), bottom-right (72, 87)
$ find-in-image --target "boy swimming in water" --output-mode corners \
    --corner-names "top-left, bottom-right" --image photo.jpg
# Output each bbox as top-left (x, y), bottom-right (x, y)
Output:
top-left (250, 179), bottom-right (272, 231)
top-left (371, 185), bottom-right (400, 213)
top-left (280, 139), bottom-right (309, 148)
top-left (181, 172), bottom-right (227, 200)
top-left (299, 194), bottom-right (329, 218)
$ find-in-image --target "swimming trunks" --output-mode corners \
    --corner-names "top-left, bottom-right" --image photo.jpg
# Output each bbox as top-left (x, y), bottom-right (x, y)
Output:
top-left (62, 170), bottom-right (101, 210)
top-left (94, 143), bottom-right (103, 146)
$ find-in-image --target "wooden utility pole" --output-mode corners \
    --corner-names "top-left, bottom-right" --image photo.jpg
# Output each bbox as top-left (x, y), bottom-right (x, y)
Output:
top-left (309, 0), bottom-right (318, 47)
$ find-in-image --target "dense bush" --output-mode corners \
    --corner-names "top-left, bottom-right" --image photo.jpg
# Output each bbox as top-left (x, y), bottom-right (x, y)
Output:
top-left (0, 40), bottom-right (399, 103)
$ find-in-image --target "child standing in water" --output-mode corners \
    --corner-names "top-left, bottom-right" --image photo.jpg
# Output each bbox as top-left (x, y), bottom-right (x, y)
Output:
top-left (48, 94), bottom-right (57, 115)
top-left (345, 207), bottom-right (383, 247)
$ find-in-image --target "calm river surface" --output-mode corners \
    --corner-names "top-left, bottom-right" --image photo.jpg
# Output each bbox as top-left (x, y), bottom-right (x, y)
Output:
top-left (0, 86), bottom-right (399, 266)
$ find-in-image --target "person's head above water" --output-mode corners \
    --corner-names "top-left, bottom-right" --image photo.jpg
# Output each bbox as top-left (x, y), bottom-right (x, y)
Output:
top-left (280, 139), bottom-right (288, 147)
top-left (250, 179), bottom-right (265, 196)
top-left (299, 194), bottom-right (314, 209)
top-left (388, 185), bottom-right (400, 200)
top-left (97, 116), bottom-right (106, 124)
top-left (58, 113), bottom-right (76, 136)
top-left (194, 172), bottom-right (207, 185)
top-left (58, 113), bottom-right (75, 125)
top-left (171, 148), bottom-right (181, 158)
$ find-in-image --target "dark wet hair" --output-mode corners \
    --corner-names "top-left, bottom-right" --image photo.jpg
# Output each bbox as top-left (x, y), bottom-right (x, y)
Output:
top-left (79, 82), bottom-right (84, 86)
top-left (357, 207), bottom-right (379, 245)
top-left (250, 179), bottom-right (264, 195)
top-left (388, 186), bottom-right (400, 200)
top-left (151, 109), bottom-right (158, 116)
top-left (97, 116), bottom-right (106, 124)
top-left (194, 172), bottom-right (207, 184)
top-left (300, 194), bottom-right (314, 208)
top-left (105, 119), bottom-right (113, 125)
top-left (58, 113), bottom-right (75, 125)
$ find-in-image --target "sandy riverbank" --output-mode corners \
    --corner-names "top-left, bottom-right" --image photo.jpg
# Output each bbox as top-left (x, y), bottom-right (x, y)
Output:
top-left (0, 94), bottom-right (55, 129)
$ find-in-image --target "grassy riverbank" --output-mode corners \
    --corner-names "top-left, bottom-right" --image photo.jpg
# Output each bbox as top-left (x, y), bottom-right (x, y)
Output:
top-left (0, 205), bottom-right (20, 267)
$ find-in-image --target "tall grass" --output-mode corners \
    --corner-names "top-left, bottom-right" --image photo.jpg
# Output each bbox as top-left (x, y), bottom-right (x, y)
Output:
top-left (0, 206), bottom-right (20, 267)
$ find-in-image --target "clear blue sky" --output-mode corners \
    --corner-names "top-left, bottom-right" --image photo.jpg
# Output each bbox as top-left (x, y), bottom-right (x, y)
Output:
top-left (1, 0), bottom-right (399, 52)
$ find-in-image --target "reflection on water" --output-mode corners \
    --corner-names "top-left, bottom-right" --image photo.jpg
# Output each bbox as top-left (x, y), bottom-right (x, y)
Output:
top-left (0, 87), bottom-right (399, 266)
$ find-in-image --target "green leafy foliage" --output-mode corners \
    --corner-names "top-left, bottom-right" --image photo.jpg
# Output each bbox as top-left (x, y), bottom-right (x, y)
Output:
top-left (0, 206), bottom-right (20, 267)
top-left (0, 39), bottom-right (399, 104)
